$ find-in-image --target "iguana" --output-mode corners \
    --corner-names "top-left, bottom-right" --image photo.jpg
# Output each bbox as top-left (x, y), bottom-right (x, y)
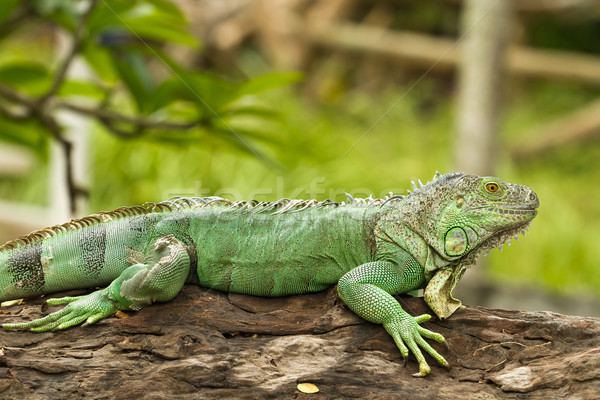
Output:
top-left (0, 172), bottom-right (538, 376)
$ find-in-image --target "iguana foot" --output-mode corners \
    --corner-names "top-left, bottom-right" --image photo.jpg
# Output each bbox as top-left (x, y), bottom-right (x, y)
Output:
top-left (2, 288), bottom-right (120, 332)
top-left (384, 313), bottom-right (448, 377)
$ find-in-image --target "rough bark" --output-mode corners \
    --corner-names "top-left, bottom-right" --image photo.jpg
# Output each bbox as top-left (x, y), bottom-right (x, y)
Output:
top-left (2, 285), bottom-right (600, 399)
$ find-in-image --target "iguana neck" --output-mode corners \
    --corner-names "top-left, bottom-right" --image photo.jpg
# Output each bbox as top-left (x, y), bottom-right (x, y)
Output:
top-left (374, 202), bottom-right (454, 280)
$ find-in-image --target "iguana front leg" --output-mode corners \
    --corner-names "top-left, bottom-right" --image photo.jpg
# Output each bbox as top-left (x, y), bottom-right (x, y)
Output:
top-left (3, 235), bottom-right (190, 332)
top-left (337, 260), bottom-right (448, 377)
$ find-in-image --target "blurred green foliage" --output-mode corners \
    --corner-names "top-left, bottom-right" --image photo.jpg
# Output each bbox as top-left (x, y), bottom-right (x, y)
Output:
top-left (0, 0), bottom-right (303, 217)
top-left (0, 0), bottom-right (301, 191)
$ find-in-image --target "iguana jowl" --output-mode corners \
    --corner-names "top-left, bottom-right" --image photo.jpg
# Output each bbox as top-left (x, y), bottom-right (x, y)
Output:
top-left (0, 172), bottom-right (538, 376)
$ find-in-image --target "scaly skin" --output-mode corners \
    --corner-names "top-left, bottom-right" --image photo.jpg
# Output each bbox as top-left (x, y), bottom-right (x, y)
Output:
top-left (0, 172), bottom-right (539, 376)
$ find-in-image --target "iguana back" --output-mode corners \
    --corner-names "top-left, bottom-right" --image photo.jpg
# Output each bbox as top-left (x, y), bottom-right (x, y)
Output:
top-left (0, 197), bottom-right (380, 301)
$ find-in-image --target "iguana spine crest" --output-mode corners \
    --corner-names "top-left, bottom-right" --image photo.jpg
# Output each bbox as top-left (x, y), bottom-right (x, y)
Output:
top-left (0, 172), bottom-right (452, 253)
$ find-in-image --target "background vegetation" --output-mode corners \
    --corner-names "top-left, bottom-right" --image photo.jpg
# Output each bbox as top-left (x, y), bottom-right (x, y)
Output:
top-left (0, 1), bottom-right (599, 310)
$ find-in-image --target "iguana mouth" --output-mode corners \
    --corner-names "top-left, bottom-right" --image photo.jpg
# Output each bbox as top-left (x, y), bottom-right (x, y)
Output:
top-left (474, 205), bottom-right (538, 214)
top-left (479, 220), bottom-right (534, 256)
top-left (502, 206), bottom-right (537, 212)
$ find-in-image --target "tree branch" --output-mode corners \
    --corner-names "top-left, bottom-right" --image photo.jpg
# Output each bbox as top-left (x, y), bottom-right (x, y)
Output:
top-left (0, 82), bottom-right (35, 108)
top-left (2, 286), bottom-right (600, 398)
top-left (0, 1), bottom-right (100, 215)
top-left (38, 0), bottom-right (100, 105)
top-left (0, 103), bottom-right (29, 120)
top-left (59, 102), bottom-right (199, 131)
top-left (0, 82), bottom-right (83, 214)
top-left (38, 113), bottom-right (81, 214)
top-left (0, 4), bottom-right (35, 40)
top-left (0, 0), bottom-right (206, 214)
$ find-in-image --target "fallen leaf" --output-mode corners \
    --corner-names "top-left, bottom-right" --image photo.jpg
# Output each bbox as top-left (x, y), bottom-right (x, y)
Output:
top-left (1, 299), bottom-right (23, 307)
top-left (115, 311), bottom-right (130, 319)
top-left (297, 382), bottom-right (319, 394)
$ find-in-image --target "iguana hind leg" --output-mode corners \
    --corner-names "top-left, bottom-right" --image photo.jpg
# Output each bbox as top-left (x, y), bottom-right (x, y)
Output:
top-left (3, 235), bottom-right (191, 332)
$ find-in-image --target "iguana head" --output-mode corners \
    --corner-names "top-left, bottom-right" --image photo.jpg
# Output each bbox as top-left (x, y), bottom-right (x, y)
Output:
top-left (432, 173), bottom-right (538, 260)
top-left (401, 172), bottom-right (539, 319)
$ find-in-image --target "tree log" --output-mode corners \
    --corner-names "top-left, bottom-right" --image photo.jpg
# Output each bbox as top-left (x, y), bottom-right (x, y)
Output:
top-left (306, 22), bottom-right (600, 86)
top-left (2, 285), bottom-right (600, 399)
top-left (511, 98), bottom-right (600, 161)
top-left (454, 0), bottom-right (512, 175)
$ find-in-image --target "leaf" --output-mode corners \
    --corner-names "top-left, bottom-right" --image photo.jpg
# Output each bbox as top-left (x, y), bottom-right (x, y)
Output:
top-left (211, 125), bottom-right (279, 145)
top-left (1, 299), bottom-right (23, 307)
top-left (0, 0), bottom-right (20, 26)
top-left (297, 383), bottom-right (319, 394)
top-left (145, 0), bottom-right (185, 17)
top-left (235, 72), bottom-right (303, 98)
top-left (29, 0), bottom-right (75, 16)
top-left (0, 62), bottom-right (48, 82)
top-left (123, 15), bottom-right (198, 47)
top-left (208, 126), bottom-right (264, 158)
top-left (139, 49), bottom-right (239, 114)
top-left (58, 80), bottom-right (106, 99)
top-left (180, 72), bottom-right (238, 115)
top-left (221, 106), bottom-right (280, 119)
top-left (85, 0), bottom-right (137, 36)
top-left (88, 1), bottom-right (197, 47)
top-left (110, 50), bottom-right (155, 112)
top-left (82, 44), bottom-right (119, 83)
top-left (0, 117), bottom-right (48, 159)
top-left (0, 62), bottom-right (51, 95)
top-left (146, 78), bottom-right (186, 112)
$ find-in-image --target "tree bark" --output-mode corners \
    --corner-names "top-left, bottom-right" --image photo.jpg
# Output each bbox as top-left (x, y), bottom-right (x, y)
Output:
top-left (2, 285), bottom-right (600, 399)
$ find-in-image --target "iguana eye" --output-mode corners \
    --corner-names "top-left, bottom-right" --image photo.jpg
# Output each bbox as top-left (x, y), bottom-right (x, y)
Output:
top-left (485, 182), bottom-right (499, 193)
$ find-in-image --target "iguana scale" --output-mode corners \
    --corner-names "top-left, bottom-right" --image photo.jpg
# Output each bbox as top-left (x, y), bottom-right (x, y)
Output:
top-left (0, 172), bottom-right (538, 376)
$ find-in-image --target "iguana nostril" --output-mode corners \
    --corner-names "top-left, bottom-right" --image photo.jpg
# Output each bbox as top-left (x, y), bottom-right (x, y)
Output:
top-left (529, 192), bottom-right (539, 206)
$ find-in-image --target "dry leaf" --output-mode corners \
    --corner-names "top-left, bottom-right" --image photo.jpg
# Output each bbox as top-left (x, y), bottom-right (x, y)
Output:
top-left (1, 299), bottom-right (23, 307)
top-left (297, 382), bottom-right (319, 394)
top-left (115, 311), bottom-right (130, 319)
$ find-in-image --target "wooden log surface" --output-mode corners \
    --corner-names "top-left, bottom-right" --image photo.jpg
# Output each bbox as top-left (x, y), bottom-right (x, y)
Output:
top-left (2, 285), bottom-right (600, 399)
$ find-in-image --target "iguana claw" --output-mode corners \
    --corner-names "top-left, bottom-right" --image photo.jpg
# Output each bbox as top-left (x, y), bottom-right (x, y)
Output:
top-left (384, 313), bottom-right (448, 377)
top-left (2, 288), bottom-right (120, 332)
top-left (413, 364), bottom-right (431, 378)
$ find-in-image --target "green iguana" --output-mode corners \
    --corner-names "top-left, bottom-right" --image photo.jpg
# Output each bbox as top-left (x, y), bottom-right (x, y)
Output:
top-left (0, 172), bottom-right (538, 376)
